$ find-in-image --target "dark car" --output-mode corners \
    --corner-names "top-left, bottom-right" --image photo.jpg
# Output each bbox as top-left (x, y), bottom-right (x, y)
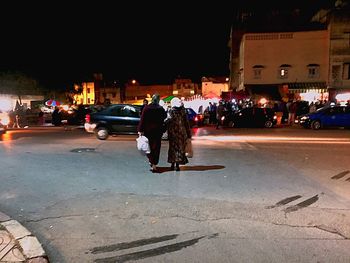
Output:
top-left (224, 107), bottom-right (277, 128)
top-left (299, 105), bottom-right (350, 130)
top-left (85, 104), bottom-right (141, 140)
top-left (186, 108), bottom-right (204, 127)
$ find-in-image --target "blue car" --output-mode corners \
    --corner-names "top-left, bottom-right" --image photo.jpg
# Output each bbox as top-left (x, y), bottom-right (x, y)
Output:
top-left (186, 108), bottom-right (203, 127)
top-left (299, 105), bottom-right (350, 130)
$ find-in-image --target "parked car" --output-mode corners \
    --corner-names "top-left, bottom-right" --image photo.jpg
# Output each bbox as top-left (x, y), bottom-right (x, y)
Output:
top-left (85, 104), bottom-right (141, 140)
top-left (65, 104), bottom-right (106, 126)
top-left (299, 105), bottom-right (350, 130)
top-left (0, 110), bottom-right (10, 134)
top-left (223, 107), bottom-right (277, 128)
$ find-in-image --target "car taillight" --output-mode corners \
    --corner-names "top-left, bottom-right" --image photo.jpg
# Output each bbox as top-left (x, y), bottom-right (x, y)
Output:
top-left (194, 116), bottom-right (198, 122)
top-left (85, 114), bottom-right (90, 123)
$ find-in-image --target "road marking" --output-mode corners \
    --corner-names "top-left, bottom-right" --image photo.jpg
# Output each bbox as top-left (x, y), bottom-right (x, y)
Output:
top-left (283, 195), bottom-right (319, 213)
top-left (91, 234), bottom-right (179, 254)
top-left (265, 195), bottom-right (302, 209)
top-left (331, 170), bottom-right (350, 180)
top-left (93, 233), bottom-right (219, 263)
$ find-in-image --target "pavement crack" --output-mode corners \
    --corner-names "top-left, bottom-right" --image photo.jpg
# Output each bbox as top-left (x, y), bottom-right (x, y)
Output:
top-left (316, 225), bottom-right (349, 239)
top-left (271, 222), bottom-right (348, 239)
top-left (25, 214), bottom-right (84, 222)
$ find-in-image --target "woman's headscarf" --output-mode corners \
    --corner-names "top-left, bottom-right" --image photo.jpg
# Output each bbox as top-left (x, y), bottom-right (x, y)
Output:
top-left (170, 97), bottom-right (182, 108)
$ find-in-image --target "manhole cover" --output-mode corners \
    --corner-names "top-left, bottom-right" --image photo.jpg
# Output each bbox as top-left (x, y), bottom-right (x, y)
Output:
top-left (70, 148), bottom-right (96, 153)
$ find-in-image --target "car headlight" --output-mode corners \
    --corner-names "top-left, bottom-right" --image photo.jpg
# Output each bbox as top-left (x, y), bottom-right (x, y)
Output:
top-left (300, 116), bottom-right (309, 121)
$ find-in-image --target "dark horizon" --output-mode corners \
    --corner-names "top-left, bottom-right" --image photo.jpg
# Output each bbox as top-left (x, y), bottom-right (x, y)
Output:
top-left (0, 1), bottom-right (336, 90)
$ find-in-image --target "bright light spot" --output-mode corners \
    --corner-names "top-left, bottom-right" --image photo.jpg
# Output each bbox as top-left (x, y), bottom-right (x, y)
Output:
top-left (0, 114), bottom-right (10, 125)
top-left (300, 91), bottom-right (327, 103)
top-left (336, 93), bottom-right (350, 101)
top-left (259, 98), bottom-right (267, 105)
top-left (0, 98), bottom-right (12, 111)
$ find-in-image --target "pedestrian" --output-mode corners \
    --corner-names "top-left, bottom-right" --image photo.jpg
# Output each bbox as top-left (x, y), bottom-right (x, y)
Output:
top-left (52, 107), bottom-right (62, 126)
top-left (167, 97), bottom-right (192, 171)
top-left (287, 100), bottom-right (297, 125)
top-left (207, 102), bottom-right (217, 124)
top-left (216, 100), bottom-right (225, 129)
top-left (138, 94), bottom-right (167, 173)
top-left (309, 102), bottom-right (317, 113)
top-left (140, 98), bottom-right (148, 116)
top-left (38, 110), bottom-right (44, 125)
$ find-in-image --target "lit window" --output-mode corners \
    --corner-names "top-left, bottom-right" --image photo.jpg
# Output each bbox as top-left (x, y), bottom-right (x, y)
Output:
top-left (279, 68), bottom-right (288, 78)
top-left (278, 64), bottom-right (291, 79)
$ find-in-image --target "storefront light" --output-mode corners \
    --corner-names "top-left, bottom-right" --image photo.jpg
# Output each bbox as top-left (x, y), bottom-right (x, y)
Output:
top-left (0, 98), bottom-right (12, 111)
top-left (336, 93), bottom-right (350, 101)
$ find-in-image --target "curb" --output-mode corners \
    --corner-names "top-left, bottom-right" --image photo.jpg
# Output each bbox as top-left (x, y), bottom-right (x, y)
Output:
top-left (0, 211), bottom-right (49, 263)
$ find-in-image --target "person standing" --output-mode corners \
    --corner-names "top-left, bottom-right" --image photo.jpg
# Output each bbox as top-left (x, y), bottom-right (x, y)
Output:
top-left (51, 107), bottom-right (62, 126)
top-left (167, 97), bottom-right (192, 171)
top-left (287, 100), bottom-right (297, 125)
top-left (38, 110), bottom-right (44, 125)
top-left (309, 102), bottom-right (317, 113)
top-left (140, 98), bottom-right (148, 116)
top-left (216, 100), bottom-right (225, 129)
top-left (208, 102), bottom-right (217, 125)
top-left (138, 94), bottom-right (167, 173)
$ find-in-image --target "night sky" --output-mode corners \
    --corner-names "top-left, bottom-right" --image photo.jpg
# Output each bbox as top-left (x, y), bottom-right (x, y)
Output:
top-left (0, 1), bottom-right (335, 90)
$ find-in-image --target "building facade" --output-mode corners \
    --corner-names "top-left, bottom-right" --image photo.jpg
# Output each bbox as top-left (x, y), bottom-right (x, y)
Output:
top-left (236, 30), bottom-right (329, 102)
top-left (230, 2), bottom-right (350, 103)
top-left (326, 5), bottom-right (350, 101)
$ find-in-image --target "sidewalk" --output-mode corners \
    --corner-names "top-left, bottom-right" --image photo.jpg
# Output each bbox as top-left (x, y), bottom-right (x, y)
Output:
top-left (0, 212), bottom-right (49, 263)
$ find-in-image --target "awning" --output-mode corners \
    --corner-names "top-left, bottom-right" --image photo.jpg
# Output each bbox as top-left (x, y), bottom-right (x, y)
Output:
top-left (287, 82), bottom-right (327, 93)
top-left (245, 85), bottom-right (281, 101)
top-left (161, 95), bottom-right (175, 102)
top-left (203, 91), bottom-right (221, 99)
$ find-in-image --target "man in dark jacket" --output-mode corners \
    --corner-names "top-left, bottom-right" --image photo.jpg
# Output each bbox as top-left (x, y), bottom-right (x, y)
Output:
top-left (138, 94), bottom-right (167, 173)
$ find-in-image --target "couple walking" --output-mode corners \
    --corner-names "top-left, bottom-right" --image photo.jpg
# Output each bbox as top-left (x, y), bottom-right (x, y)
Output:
top-left (138, 94), bottom-right (192, 173)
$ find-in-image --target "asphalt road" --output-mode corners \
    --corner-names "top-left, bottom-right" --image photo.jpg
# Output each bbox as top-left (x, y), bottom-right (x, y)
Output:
top-left (0, 125), bottom-right (350, 263)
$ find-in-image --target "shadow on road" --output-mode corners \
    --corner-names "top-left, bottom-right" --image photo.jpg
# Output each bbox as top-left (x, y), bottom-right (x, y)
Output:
top-left (155, 165), bottom-right (225, 173)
